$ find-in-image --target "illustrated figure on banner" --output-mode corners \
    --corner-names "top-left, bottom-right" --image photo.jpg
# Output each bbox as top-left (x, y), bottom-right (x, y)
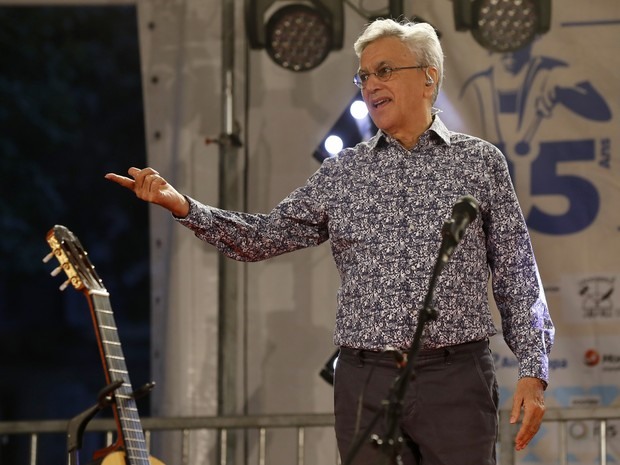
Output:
top-left (459, 40), bottom-right (612, 235)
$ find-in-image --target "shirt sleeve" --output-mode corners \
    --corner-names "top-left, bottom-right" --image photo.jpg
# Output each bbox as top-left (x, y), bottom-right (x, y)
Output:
top-left (482, 144), bottom-right (555, 383)
top-left (173, 170), bottom-right (330, 262)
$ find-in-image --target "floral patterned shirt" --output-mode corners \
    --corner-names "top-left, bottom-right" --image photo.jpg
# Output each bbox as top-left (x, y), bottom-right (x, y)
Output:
top-left (176, 116), bottom-right (554, 382)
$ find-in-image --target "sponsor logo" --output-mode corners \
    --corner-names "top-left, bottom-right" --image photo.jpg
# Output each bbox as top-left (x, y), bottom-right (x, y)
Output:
top-left (579, 277), bottom-right (616, 319)
top-left (584, 348), bottom-right (601, 366)
top-left (560, 274), bottom-right (620, 323)
top-left (583, 348), bottom-right (620, 371)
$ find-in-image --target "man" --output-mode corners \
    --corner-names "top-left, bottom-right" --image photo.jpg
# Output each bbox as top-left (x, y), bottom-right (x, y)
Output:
top-left (106, 18), bottom-right (554, 465)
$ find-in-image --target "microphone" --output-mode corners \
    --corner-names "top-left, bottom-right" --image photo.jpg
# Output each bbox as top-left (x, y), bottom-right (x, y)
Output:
top-left (447, 195), bottom-right (479, 244)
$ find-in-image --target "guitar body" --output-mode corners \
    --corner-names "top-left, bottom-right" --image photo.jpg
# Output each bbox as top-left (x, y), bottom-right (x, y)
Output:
top-left (96, 451), bottom-right (165, 465)
top-left (45, 225), bottom-right (164, 465)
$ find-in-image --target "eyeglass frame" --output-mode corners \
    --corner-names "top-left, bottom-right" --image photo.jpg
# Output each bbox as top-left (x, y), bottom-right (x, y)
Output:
top-left (353, 65), bottom-right (426, 89)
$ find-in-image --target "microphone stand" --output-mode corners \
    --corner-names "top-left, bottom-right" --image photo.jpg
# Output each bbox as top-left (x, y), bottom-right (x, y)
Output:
top-left (342, 218), bottom-right (461, 465)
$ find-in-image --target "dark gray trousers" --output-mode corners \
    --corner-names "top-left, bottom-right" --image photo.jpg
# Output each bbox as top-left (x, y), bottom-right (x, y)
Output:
top-left (334, 339), bottom-right (498, 465)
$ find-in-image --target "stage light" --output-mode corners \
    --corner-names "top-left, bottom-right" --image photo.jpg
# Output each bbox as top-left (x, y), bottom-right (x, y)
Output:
top-left (324, 135), bottom-right (344, 155)
top-left (246, 0), bottom-right (344, 71)
top-left (451, 0), bottom-right (551, 53)
top-left (312, 95), bottom-right (377, 163)
top-left (265, 5), bottom-right (331, 71)
top-left (350, 100), bottom-right (369, 120)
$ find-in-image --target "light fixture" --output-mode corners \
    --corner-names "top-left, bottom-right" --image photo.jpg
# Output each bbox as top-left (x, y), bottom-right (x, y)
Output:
top-left (452, 0), bottom-right (551, 53)
top-left (312, 94), bottom-right (377, 163)
top-left (265, 4), bottom-right (332, 71)
top-left (246, 0), bottom-right (344, 71)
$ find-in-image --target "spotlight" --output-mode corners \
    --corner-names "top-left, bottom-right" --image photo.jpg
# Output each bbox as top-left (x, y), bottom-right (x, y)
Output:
top-left (246, 0), bottom-right (344, 71)
top-left (312, 95), bottom-right (377, 163)
top-left (349, 100), bottom-right (369, 120)
top-left (324, 135), bottom-right (344, 155)
top-left (265, 4), bottom-right (332, 71)
top-left (452, 0), bottom-right (551, 53)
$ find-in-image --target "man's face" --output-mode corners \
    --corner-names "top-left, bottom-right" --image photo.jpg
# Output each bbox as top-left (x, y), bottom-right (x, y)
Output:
top-left (500, 44), bottom-right (532, 75)
top-left (359, 36), bottom-right (428, 139)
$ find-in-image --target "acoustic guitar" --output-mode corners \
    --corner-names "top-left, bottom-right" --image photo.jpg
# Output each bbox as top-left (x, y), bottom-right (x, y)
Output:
top-left (45, 225), bottom-right (164, 465)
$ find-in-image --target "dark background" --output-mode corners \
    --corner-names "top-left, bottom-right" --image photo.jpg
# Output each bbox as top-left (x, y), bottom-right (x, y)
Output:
top-left (0, 5), bottom-right (151, 463)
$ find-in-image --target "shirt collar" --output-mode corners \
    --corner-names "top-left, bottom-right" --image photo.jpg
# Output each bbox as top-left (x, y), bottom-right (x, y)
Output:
top-left (368, 115), bottom-right (452, 150)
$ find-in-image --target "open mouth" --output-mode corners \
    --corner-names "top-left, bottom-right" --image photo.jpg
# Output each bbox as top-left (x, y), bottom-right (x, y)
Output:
top-left (372, 98), bottom-right (391, 109)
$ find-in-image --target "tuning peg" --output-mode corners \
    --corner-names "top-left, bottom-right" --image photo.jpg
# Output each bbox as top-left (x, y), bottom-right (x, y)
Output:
top-left (59, 279), bottom-right (71, 292)
top-left (50, 266), bottom-right (63, 277)
top-left (42, 251), bottom-right (55, 263)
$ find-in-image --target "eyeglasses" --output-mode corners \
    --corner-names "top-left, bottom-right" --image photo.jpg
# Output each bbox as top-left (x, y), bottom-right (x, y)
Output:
top-left (353, 65), bottom-right (425, 89)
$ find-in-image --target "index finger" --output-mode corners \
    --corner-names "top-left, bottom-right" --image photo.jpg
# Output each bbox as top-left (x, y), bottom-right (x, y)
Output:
top-left (104, 172), bottom-right (136, 190)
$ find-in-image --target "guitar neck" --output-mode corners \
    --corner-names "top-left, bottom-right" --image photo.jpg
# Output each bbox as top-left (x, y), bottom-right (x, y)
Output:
top-left (90, 291), bottom-right (151, 465)
top-left (44, 225), bottom-right (158, 465)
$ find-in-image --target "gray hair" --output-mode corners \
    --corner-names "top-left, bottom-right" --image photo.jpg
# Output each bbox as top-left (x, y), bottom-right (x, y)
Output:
top-left (354, 18), bottom-right (444, 103)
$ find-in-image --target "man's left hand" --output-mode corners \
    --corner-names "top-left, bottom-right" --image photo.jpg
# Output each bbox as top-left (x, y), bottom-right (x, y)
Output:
top-left (510, 377), bottom-right (546, 451)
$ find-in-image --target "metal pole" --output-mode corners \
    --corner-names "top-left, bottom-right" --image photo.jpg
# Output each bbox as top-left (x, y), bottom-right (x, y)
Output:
top-left (218, 0), bottom-right (242, 463)
top-left (559, 421), bottom-right (567, 465)
top-left (29, 434), bottom-right (38, 465)
top-left (600, 419), bottom-right (607, 465)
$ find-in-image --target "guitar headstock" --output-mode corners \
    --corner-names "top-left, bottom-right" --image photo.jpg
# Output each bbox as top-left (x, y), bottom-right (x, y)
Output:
top-left (43, 225), bottom-right (106, 293)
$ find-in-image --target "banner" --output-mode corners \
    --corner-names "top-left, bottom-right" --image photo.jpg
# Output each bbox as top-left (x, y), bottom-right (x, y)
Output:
top-left (440, 3), bottom-right (619, 463)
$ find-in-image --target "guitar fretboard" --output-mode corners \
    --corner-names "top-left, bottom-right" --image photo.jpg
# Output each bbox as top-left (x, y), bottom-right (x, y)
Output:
top-left (92, 291), bottom-right (150, 465)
